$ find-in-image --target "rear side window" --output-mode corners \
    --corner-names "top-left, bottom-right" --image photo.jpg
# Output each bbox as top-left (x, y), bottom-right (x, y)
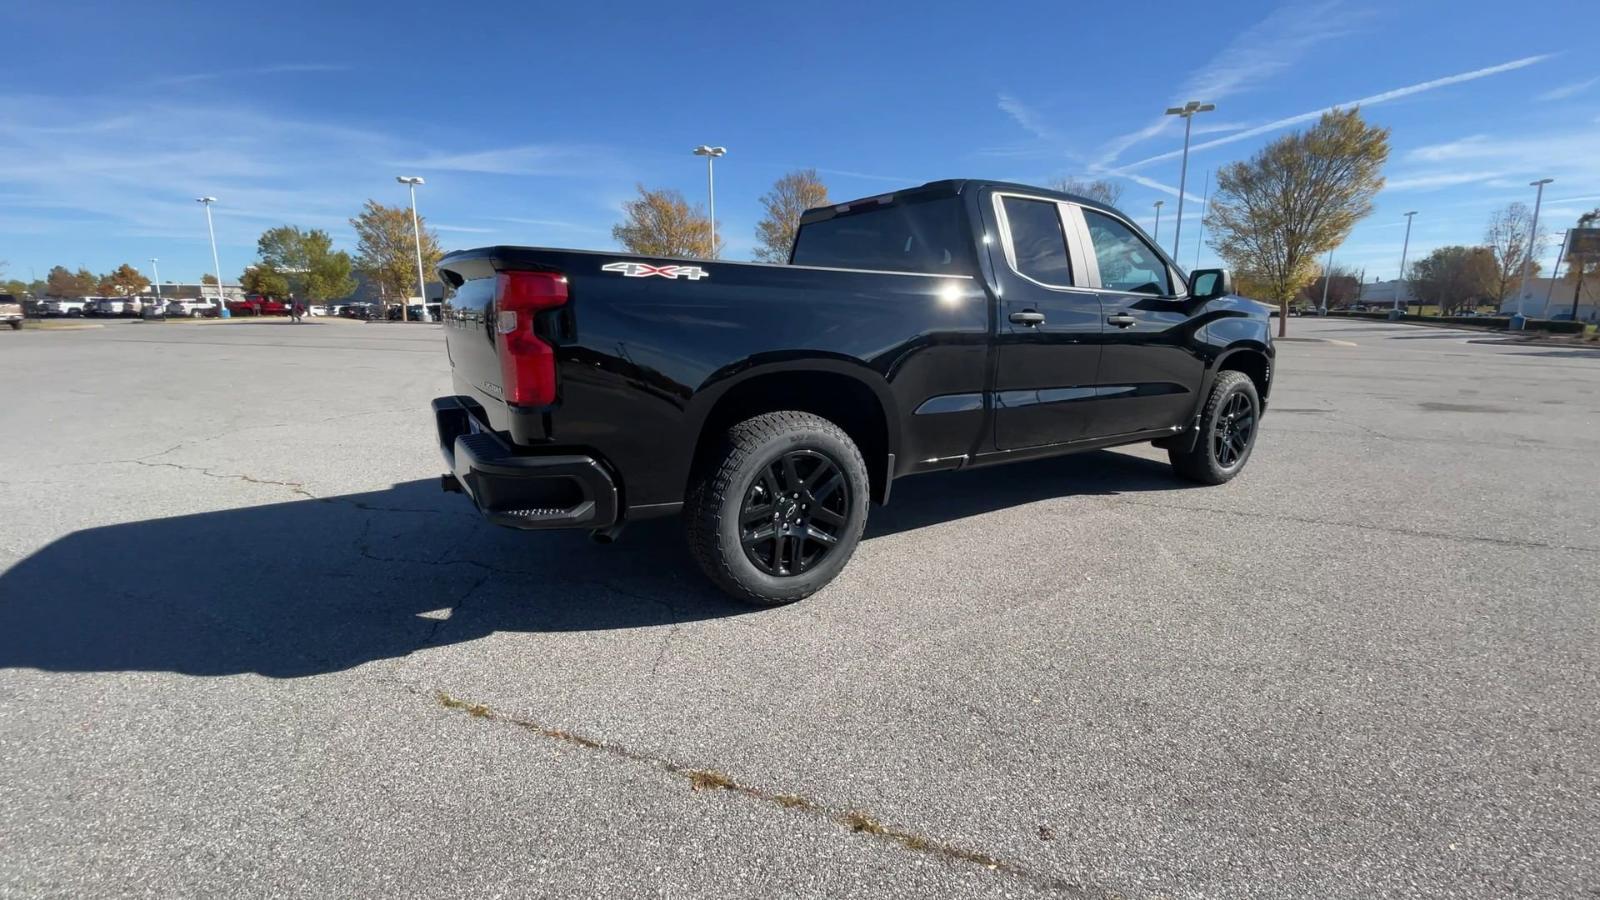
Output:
top-left (790, 197), bottom-right (970, 274)
top-left (1000, 196), bottom-right (1073, 286)
top-left (1082, 209), bottom-right (1173, 296)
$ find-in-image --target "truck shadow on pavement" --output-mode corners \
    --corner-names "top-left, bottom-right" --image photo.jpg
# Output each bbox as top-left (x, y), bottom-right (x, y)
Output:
top-left (0, 450), bottom-right (1194, 679)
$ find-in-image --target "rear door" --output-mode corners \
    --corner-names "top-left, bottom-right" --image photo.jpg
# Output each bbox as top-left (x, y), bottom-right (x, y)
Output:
top-left (987, 191), bottom-right (1105, 450)
top-left (1067, 205), bottom-right (1205, 437)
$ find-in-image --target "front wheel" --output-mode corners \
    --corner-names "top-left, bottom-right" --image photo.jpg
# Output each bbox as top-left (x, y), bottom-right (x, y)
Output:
top-left (8, 320), bottom-right (21, 331)
top-left (1169, 370), bottom-right (1261, 485)
top-left (686, 411), bottom-right (869, 606)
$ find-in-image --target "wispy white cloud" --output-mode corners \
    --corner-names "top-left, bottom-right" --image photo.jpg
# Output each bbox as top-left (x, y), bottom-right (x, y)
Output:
top-left (1094, 1), bottom-right (1366, 166)
top-left (397, 143), bottom-right (615, 177)
top-left (1537, 76), bottom-right (1598, 102)
top-left (486, 216), bottom-right (604, 232)
top-left (1384, 170), bottom-right (1507, 191)
top-left (144, 63), bottom-right (349, 88)
top-left (1110, 54), bottom-right (1554, 174)
top-left (432, 224), bottom-right (498, 234)
top-left (998, 93), bottom-right (1067, 144)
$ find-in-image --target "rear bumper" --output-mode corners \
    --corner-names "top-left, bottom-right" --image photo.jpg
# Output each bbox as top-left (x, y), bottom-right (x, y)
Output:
top-left (433, 396), bottom-right (619, 530)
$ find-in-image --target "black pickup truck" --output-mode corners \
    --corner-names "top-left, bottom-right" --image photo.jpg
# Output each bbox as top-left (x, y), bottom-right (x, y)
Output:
top-left (434, 179), bottom-right (1271, 604)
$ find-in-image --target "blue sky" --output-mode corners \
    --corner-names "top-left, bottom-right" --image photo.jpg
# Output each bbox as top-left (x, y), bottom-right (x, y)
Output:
top-left (2, 0), bottom-right (1597, 286)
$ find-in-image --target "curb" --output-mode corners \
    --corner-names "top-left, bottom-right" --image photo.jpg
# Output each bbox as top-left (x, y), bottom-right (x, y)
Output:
top-left (1276, 337), bottom-right (1357, 347)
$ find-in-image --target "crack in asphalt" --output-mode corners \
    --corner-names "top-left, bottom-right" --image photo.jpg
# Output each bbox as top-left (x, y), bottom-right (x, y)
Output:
top-left (129, 458), bottom-right (317, 500)
top-left (429, 689), bottom-right (1096, 898)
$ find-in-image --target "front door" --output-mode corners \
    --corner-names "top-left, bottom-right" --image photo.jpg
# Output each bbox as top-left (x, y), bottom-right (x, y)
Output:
top-left (986, 192), bottom-right (1105, 450)
top-left (1070, 206), bottom-right (1207, 438)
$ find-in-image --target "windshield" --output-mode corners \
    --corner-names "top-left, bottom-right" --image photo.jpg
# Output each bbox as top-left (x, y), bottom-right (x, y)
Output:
top-left (790, 196), bottom-right (971, 275)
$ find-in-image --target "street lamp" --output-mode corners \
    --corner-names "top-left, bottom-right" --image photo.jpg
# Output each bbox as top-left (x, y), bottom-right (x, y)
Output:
top-left (396, 176), bottom-right (429, 322)
top-left (1153, 200), bottom-right (1165, 242)
top-left (196, 197), bottom-right (230, 318)
top-left (1398, 211), bottom-right (1417, 314)
top-left (692, 145), bottom-right (726, 257)
top-left (1516, 178), bottom-right (1554, 322)
top-left (150, 258), bottom-right (162, 301)
top-left (1319, 247), bottom-right (1334, 314)
top-left (1164, 100), bottom-right (1215, 258)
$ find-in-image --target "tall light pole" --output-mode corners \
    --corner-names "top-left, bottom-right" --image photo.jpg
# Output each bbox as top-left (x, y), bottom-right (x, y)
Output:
top-left (196, 197), bottom-right (229, 318)
top-left (396, 176), bottom-right (429, 322)
top-left (1165, 100), bottom-right (1215, 258)
top-left (1516, 178), bottom-right (1553, 321)
top-left (1398, 211), bottom-right (1417, 313)
top-left (1319, 248), bottom-right (1334, 314)
top-left (1193, 169), bottom-right (1210, 271)
top-left (1152, 200), bottom-right (1164, 242)
top-left (150, 258), bottom-right (162, 301)
top-left (691, 145), bottom-right (726, 257)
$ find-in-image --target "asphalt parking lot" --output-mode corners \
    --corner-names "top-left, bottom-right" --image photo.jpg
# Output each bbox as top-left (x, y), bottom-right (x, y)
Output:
top-left (2, 317), bottom-right (1596, 898)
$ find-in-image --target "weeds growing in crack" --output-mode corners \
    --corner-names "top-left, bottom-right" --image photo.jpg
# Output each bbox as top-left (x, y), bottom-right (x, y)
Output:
top-left (687, 770), bottom-right (739, 792)
top-left (428, 690), bottom-right (1090, 895)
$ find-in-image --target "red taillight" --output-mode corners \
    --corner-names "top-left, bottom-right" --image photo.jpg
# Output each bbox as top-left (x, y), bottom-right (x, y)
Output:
top-left (495, 270), bottom-right (568, 407)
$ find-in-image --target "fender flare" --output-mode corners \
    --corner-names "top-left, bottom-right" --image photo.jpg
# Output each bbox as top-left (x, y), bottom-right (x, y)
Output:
top-left (684, 352), bottom-right (903, 497)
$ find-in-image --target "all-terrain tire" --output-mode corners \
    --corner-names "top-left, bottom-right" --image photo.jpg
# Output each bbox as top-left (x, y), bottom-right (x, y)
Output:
top-left (1169, 370), bottom-right (1260, 485)
top-left (685, 411), bottom-right (869, 606)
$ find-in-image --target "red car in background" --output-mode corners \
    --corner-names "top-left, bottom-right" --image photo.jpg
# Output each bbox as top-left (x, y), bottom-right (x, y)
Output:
top-left (226, 295), bottom-right (291, 316)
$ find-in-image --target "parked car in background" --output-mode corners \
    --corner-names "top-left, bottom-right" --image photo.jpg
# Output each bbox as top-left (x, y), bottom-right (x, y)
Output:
top-left (87, 297), bottom-right (145, 317)
top-left (165, 299), bottom-right (217, 318)
top-left (41, 297), bottom-right (91, 317)
top-left (307, 304), bottom-right (330, 317)
top-left (1, 294), bottom-right (23, 330)
top-left (338, 302), bottom-right (378, 320)
top-left (388, 302), bottom-right (442, 322)
top-left (226, 295), bottom-right (290, 316)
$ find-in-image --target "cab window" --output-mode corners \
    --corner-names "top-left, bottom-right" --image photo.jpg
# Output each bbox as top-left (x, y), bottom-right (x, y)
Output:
top-left (1000, 196), bottom-right (1072, 286)
top-left (1082, 209), bottom-right (1173, 296)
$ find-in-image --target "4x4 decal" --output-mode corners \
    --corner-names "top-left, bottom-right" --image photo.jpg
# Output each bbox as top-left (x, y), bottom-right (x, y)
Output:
top-left (601, 261), bottom-right (709, 280)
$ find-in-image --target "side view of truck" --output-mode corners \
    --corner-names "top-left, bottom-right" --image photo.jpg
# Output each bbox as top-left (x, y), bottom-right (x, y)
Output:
top-left (432, 179), bottom-right (1273, 604)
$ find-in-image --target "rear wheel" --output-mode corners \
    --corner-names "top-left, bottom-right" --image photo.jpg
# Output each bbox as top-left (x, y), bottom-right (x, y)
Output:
top-left (686, 411), bottom-right (869, 605)
top-left (8, 320), bottom-right (21, 331)
top-left (1169, 370), bottom-right (1260, 485)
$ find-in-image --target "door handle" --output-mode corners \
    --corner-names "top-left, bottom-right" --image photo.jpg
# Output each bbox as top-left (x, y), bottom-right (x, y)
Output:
top-left (1009, 310), bottom-right (1046, 327)
top-left (1107, 314), bottom-right (1136, 328)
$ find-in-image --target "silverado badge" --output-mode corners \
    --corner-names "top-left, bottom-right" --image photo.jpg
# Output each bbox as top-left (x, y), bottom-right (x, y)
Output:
top-left (601, 262), bottom-right (709, 280)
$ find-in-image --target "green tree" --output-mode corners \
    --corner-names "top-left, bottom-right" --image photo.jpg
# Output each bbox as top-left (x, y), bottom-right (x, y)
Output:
top-left (350, 200), bottom-right (441, 304)
top-left (97, 263), bottom-right (151, 297)
top-left (612, 185), bottom-right (718, 258)
top-left (243, 226), bottom-right (356, 300)
top-left (1206, 108), bottom-right (1390, 336)
top-left (753, 169), bottom-right (830, 262)
top-left (46, 265), bottom-right (99, 297)
top-left (1408, 245), bottom-right (1498, 315)
top-left (241, 265), bottom-right (290, 298)
top-left (1049, 176), bottom-right (1124, 208)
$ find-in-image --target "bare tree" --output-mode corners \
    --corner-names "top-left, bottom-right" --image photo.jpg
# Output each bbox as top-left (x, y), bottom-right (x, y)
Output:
top-left (1562, 208), bottom-right (1599, 320)
top-left (753, 169), bottom-right (829, 263)
top-left (1206, 108), bottom-right (1390, 336)
top-left (1484, 202), bottom-right (1547, 301)
top-left (1297, 263), bottom-right (1362, 308)
top-left (1049, 177), bottom-right (1124, 208)
top-left (612, 185), bottom-right (719, 258)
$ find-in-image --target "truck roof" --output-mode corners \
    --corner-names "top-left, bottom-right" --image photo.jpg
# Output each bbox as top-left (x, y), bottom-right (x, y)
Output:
top-left (799, 179), bottom-right (1121, 225)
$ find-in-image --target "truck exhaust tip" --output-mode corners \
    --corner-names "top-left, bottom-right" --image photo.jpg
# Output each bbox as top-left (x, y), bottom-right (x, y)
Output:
top-left (590, 526), bottom-right (624, 544)
top-left (440, 474), bottom-right (464, 494)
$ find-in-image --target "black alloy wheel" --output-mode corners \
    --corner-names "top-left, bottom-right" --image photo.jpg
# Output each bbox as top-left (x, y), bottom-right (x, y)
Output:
top-left (738, 450), bottom-right (850, 576)
top-left (1213, 391), bottom-right (1256, 468)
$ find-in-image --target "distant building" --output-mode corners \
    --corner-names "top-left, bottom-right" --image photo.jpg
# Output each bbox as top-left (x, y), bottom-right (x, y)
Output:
top-left (1354, 276), bottom-right (1598, 321)
top-left (1354, 279), bottom-right (1413, 309)
top-left (1498, 276), bottom-right (1599, 322)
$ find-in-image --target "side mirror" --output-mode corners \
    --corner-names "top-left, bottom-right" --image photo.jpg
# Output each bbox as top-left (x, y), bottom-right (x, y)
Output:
top-left (1190, 268), bottom-right (1233, 301)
